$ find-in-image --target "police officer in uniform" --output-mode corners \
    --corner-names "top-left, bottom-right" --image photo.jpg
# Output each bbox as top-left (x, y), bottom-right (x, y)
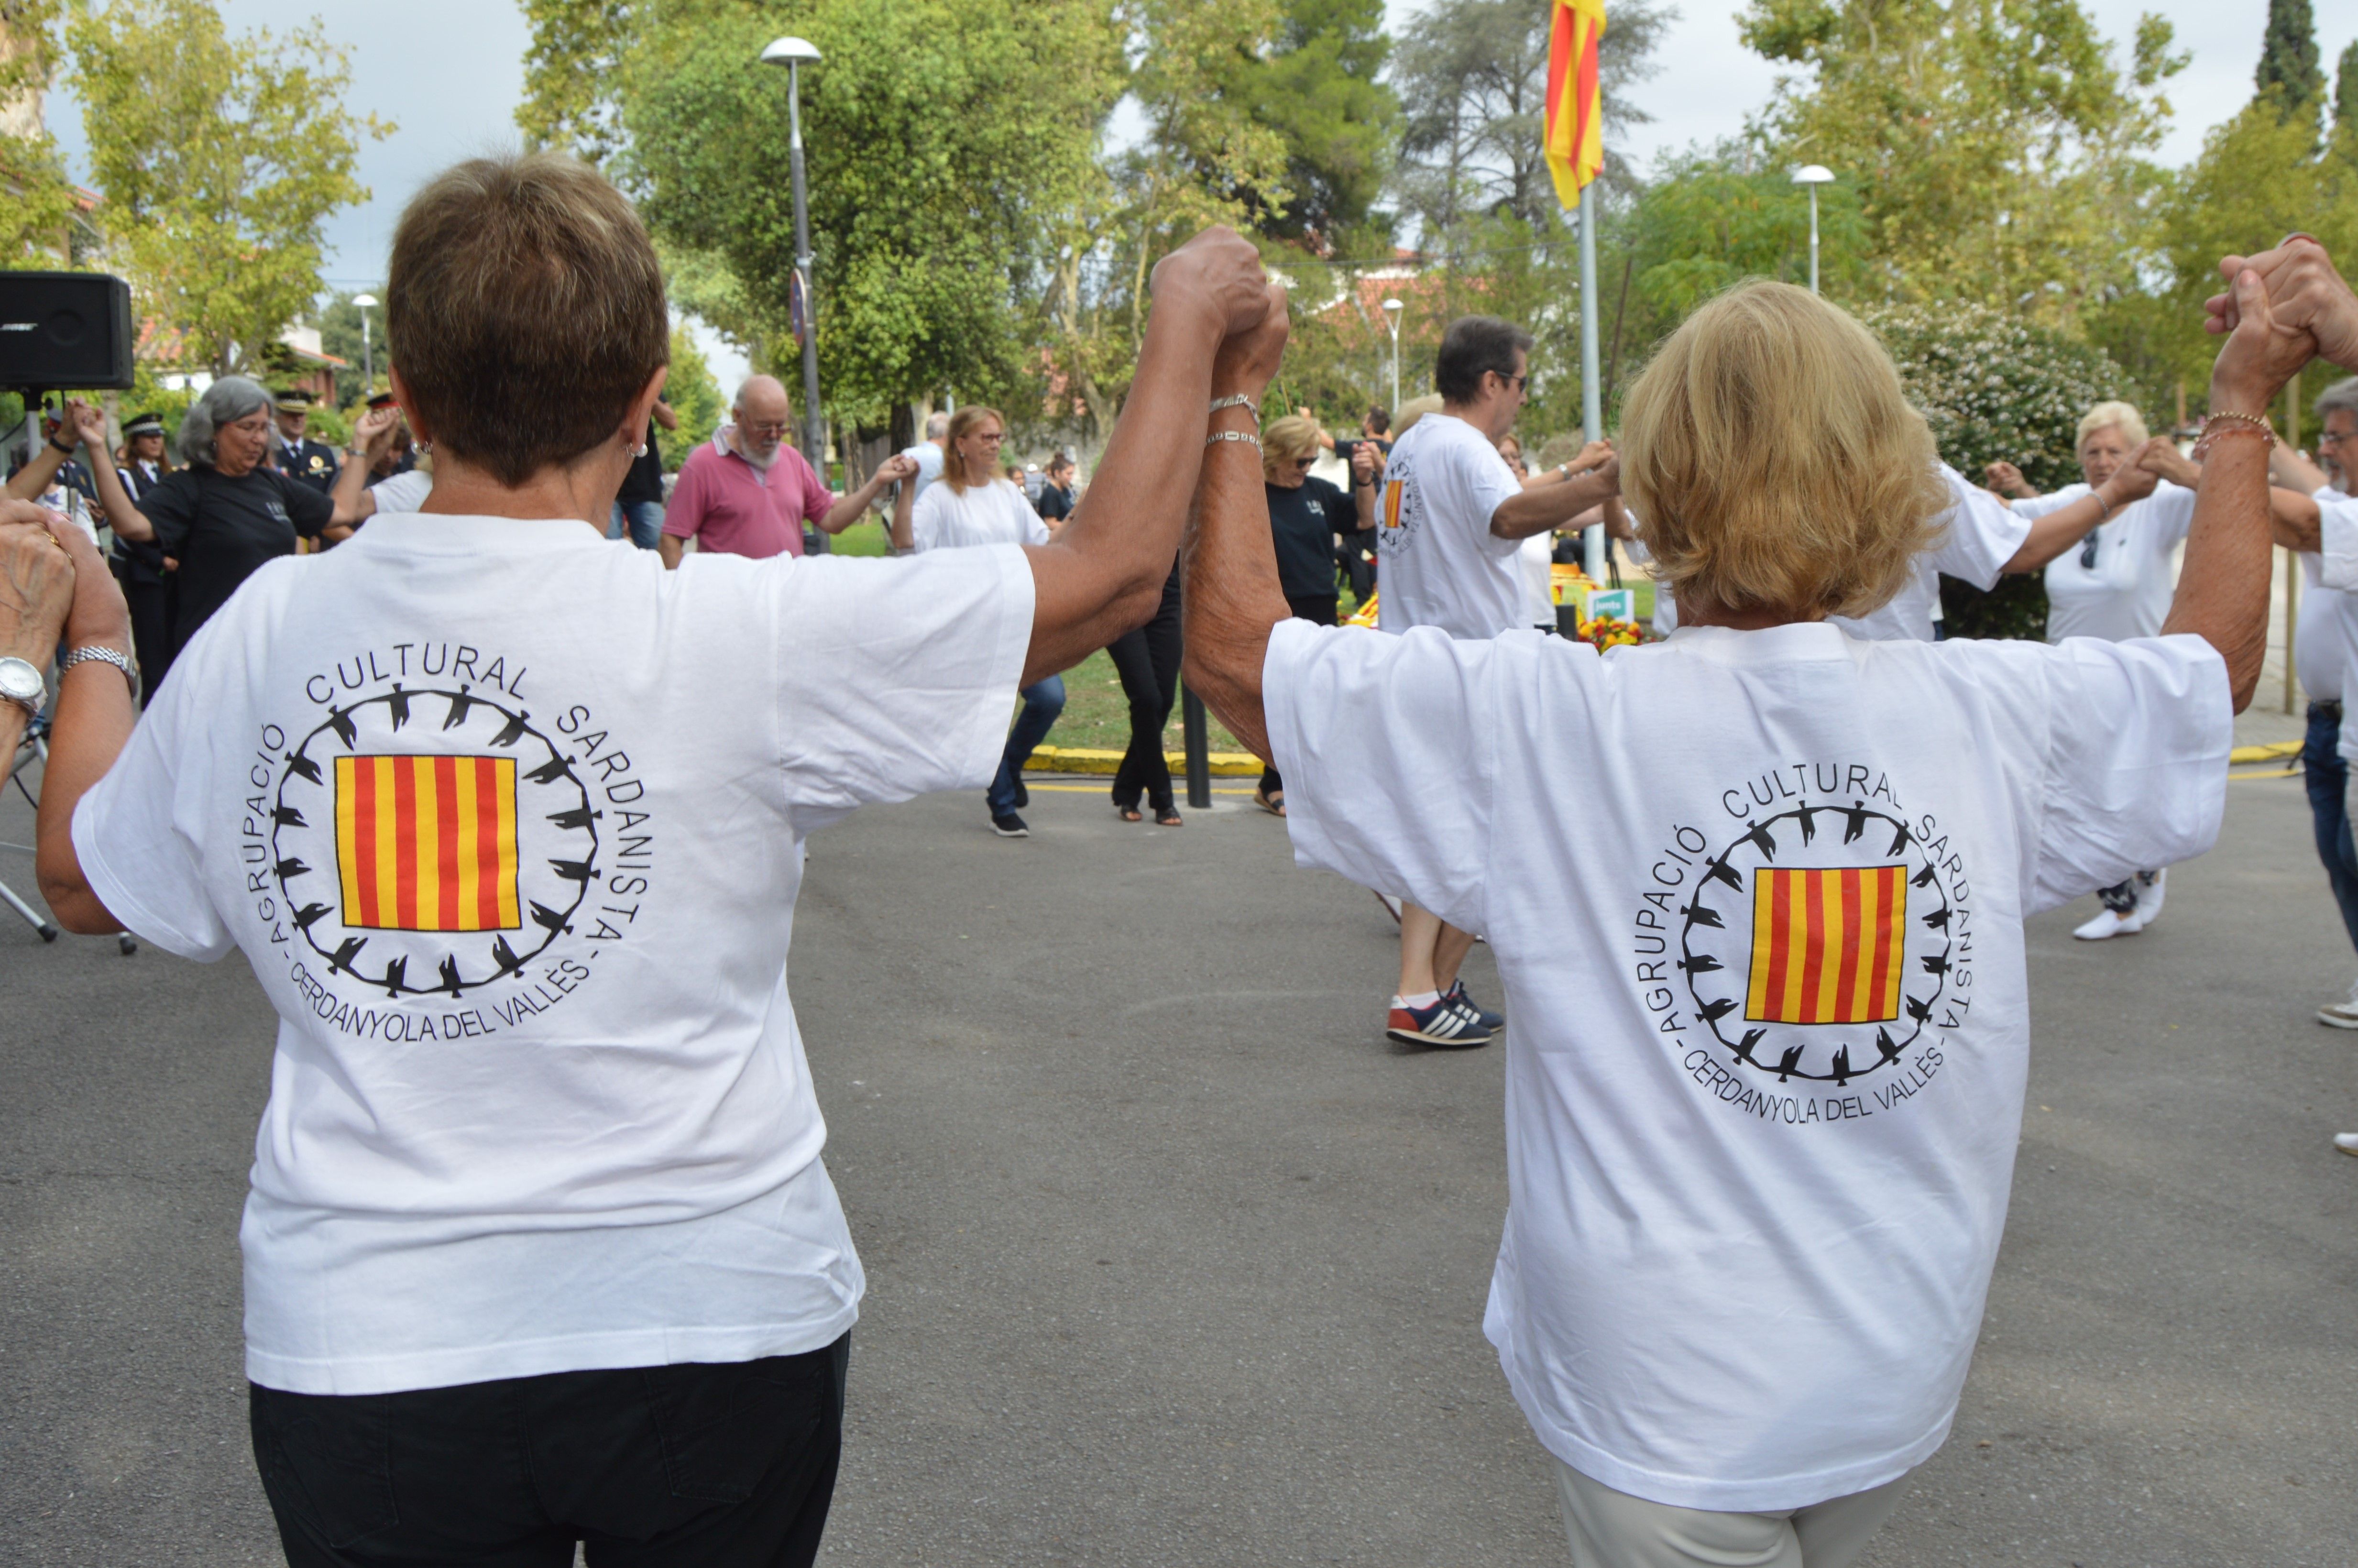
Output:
top-left (112, 411), bottom-right (175, 700)
top-left (268, 387), bottom-right (343, 496)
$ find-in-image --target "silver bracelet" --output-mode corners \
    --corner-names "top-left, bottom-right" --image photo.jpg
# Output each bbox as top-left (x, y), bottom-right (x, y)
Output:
top-left (1208, 393), bottom-right (1258, 417)
top-left (61, 643), bottom-right (138, 697)
top-left (1206, 430), bottom-right (1261, 449)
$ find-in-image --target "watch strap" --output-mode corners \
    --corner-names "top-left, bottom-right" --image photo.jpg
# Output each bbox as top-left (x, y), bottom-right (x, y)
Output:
top-left (0, 655), bottom-right (43, 714)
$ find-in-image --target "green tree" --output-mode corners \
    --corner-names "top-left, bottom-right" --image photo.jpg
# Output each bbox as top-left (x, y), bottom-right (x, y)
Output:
top-left (622, 0), bottom-right (1120, 431)
top-left (1204, 0), bottom-right (1400, 253)
top-left (0, 0), bottom-right (77, 261)
top-left (2256, 0), bottom-right (2323, 109)
top-left (661, 323), bottom-right (724, 469)
top-left (2334, 39), bottom-right (2358, 150)
top-left (1626, 147), bottom-right (1868, 317)
top-left (1736, 0), bottom-right (2183, 328)
top-left (68, 0), bottom-right (389, 378)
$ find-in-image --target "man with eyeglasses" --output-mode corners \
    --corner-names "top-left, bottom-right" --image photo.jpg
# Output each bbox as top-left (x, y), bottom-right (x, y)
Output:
top-left (659, 374), bottom-right (913, 568)
top-left (1370, 315), bottom-right (1623, 1049)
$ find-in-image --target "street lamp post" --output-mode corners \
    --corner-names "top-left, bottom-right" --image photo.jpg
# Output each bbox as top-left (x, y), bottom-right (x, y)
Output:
top-left (1791, 165), bottom-right (1834, 295)
top-left (760, 36), bottom-right (826, 481)
top-left (1380, 297), bottom-right (1403, 416)
top-left (351, 293), bottom-right (377, 394)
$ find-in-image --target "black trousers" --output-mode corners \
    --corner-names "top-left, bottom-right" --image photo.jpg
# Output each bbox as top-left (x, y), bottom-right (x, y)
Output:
top-left (249, 1337), bottom-right (849, 1568)
top-left (1259, 594), bottom-right (1338, 797)
top-left (1107, 568), bottom-right (1184, 811)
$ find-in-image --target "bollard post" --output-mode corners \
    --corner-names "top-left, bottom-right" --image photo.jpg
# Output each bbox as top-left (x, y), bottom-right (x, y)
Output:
top-left (1181, 683), bottom-right (1212, 810)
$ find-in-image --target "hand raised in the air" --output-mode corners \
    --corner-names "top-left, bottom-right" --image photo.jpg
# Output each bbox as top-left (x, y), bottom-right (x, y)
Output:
top-left (2206, 236), bottom-right (2358, 373)
top-left (1151, 226), bottom-right (1273, 339)
top-left (2132, 437), bottom-right (2200, 490)
top-left (1210, 282), bottom-right (1290, 407)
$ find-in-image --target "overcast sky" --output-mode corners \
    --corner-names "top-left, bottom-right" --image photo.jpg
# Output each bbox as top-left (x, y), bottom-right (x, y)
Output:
top-left (39, 0), bottom-right (2358, 390)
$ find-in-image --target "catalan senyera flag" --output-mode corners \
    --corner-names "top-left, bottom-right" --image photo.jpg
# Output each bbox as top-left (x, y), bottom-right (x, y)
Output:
top-left (1545, 0), bottom-right (1607, 210)
top-left (1381, 477), bottom-right (1406, 529)
top-left (1745, 866), bottom-right (1907, 1026)
top-left (335, 755), bottom-right (521, 932)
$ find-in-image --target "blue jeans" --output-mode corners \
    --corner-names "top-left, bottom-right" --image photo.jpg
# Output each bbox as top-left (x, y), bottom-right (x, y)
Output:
top-left (988, 676), bottom-right (1065, 816)
top-left (2309, 703), bottom-right (2358, 954)
top-left (608, 498), bottom-right (664, 550)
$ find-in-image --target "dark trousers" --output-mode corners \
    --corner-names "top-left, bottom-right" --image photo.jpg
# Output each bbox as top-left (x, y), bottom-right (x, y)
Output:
top-left (2306, 702), bottom-right (2358, 954)
top-left (989, 677), bottom-right (1065, 815)
top-left (1259, 594), bottom-right (1338, 797)
top-left (1108, 572), bottom-right (1184, 811)
top-left (249, 1337), bottom-right (848, 1568)
top-left (124, 578), bottom-right (172, 703)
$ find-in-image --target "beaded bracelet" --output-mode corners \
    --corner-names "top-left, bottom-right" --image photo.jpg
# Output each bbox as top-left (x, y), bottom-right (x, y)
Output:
top-left (1206, 429), bottom-right (1261, 449)
top-left (1208, 393), bottom-right (1259, 417)
top-left (2191, 410), bottom-right (2276, 461)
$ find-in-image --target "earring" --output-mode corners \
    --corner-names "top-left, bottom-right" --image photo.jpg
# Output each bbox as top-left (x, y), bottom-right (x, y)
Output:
top-left (417, 439), bottom-right (432, 455)
top-left (632, 443), bottom-right (648, 458)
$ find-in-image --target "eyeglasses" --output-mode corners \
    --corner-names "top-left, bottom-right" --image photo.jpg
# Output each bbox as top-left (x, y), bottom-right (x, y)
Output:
top-left (1293, 457), bottom-right (1317, 469)
top-left (2080, 531), bottom-right (2102, 570)
top-left (2321, 428), bottom-right (2353, 448)
top-left (1492, 372), bottom-right (1529, 393)
top-left (740, 421), bottom-right (790, 437)
top-left (972, 431), bottom-right (1006, 444)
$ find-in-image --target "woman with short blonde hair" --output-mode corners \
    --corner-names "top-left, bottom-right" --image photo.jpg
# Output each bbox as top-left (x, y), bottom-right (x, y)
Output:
top-left (1184, 267), bottom-right (2304, 1568)
top-left (1250, 411), bottom-right (1373, 814)
top-left (2006, 397), bottom-right (2197, 939)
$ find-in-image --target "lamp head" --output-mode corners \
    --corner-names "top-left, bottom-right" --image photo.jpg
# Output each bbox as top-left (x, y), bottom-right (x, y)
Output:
top-left (1381, 298), bottom-right (1403, 315)
top-left (760, 36), bottom-right (823, 66)
top-left (351, 293), bottom-right (378, 309)
top-left (1791, 165), bottom-right (1835, 186)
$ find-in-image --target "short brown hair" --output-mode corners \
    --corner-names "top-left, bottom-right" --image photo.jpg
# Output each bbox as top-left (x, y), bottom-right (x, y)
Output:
top-left (387, 153), bottom-right (668, 487)
top-left (1620, 280), bottom-right (1948, 621)
top-left (942, 406), bottom-right (1006, 494)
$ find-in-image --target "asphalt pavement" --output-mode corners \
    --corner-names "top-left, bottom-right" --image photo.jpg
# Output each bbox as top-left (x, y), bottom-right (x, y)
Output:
top-left (3, 751), bottom-right (2355, 1567)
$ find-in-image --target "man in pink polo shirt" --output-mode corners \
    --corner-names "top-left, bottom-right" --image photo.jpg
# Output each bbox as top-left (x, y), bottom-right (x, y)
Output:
top-left (658, 374), bottom-right (913, 566)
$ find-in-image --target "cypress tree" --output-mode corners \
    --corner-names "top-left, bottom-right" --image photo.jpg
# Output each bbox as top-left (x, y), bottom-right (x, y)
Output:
top-left (2256, 0), bottom-right (2325, 108)
top-left (2336, 39), bottom-right (2358, 135)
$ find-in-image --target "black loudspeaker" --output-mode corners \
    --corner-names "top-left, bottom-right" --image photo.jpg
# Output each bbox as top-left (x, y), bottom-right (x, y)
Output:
top-left (0, 271), bottom-right (136, 391)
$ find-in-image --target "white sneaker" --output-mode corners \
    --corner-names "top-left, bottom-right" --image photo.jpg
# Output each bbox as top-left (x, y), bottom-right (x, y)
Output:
top-left (2073, 907), bottom-right (2144, 941)
top-left (2130, 868), bottom-right (2166, 926)
top-left (2333, 1133), bottom-right (2358, 1157)
top-left (2319, 977), bottom-right (2358, 1029)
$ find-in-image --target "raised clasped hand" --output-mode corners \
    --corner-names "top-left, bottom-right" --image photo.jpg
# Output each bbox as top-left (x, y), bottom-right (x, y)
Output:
top-left (1209, 281), bottom-right (1290, 407)
top-left (1151, 226), bottom-right (1272, 338)
top-left (2131, 436), bottom-right (2198, 490)
top-left (0, 500), bottom-right (78, 664)
top-left (2207, 254), bottom-right (2324, 416)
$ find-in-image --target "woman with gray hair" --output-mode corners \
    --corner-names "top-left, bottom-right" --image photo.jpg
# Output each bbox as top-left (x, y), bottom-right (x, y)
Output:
top-left (82, 374), bottom-right (381, 667)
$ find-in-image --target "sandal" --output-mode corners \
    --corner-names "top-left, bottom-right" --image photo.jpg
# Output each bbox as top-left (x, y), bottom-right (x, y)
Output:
top-left (1154, 805), bottom-right (1184, 827)
top-left (1116, 803), bottom-right (1143, 822)
top-left (1253, 788), bottom-right (1286, 817)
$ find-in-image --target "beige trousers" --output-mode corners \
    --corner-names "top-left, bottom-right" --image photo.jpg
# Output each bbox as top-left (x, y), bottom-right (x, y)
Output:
top-left (1553, 1459), bottom-right (1911, 1568)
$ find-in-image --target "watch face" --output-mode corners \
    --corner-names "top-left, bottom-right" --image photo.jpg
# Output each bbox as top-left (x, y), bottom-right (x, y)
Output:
top-left (0, 658), bottom-right (44, 703)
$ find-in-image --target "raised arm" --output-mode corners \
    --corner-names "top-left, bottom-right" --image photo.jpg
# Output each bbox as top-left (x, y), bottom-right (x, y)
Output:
top-left (1491, 443), bottom-right (1620, 540)
top-left (3, 402), bottom-right (89, 501)
top-left (1179, 291), bottom-right (1294, 761)
top-left (70, 403), bottom-right (154, 543)
top-left (889, 471), bottom-right (917, 553)
top-left (32, 511), bottom-right (138, 932)
top-left (819, 452), bottom-right (916, 535)
top-left (2162, 265), bottom-right (2324, 712)
top-left (325, 406), bottom-right (404, 537)
top-left (1348, 441), bottom-right (1378, 530)
top-left (1018, 226), bottom-right (1271, 685)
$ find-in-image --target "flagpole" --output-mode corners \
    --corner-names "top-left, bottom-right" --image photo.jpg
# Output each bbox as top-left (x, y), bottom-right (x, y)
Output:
top-left (1579, 180), bottom-right (1604, 582)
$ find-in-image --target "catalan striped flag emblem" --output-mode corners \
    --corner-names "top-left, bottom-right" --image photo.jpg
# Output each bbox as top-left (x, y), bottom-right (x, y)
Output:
top-left (1544, 0), bottom-right (1607, 209)
top-left (334, 756), bottom-right (521, 932)
top-left (1745, 866), bottom-right (1906, 1025)
top-left (1382, 478), bottom-right (1405, 529)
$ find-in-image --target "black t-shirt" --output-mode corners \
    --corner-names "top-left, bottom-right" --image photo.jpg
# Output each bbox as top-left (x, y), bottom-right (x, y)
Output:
top-left (1265, 475), bottom-right (1363, 601)
top-left (1036, 481), bottom-right (1075, 522)
top-left (138, 466), bottom-right (332, 651)
top-left (618, 406), bottom-right (667, 504)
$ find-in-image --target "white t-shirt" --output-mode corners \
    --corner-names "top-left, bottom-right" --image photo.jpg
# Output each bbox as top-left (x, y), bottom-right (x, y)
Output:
top-left (2012, 481), bottom-right (2195, 643)
top-left (1375, 412), bottom-right (1526, 638)
top-left (1520, 533), bottom-right (1555, 628)
top-left (899, 441), bottom-right (945, 512)
top-left (73, 514), bottom-right (1035, 1395)
top-left (910, 477), bottom-right (1050, 552)
top-left (2296, 488), bottom-right (2356, 702)
top-left (2310, 493), bottom-right (2358, 761)
top-left (1830, 467), bottom-right (2029, 641)
top-left (367, 468), bottom-right (432, 515)
top-left (1262, 617), bottom-right (2228, 1511)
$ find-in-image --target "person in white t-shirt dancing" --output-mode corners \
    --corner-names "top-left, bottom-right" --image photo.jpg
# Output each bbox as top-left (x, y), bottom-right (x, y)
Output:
top-left (1371, 315), bottom-right (1622, 1047)
top-left (1183, 250), bottom-right (2314, 1567)
top-left (1992, 401), bottom-right (2194, 940)
top-left (895, 405), bottom-right (1064, 837)
top-left (18, 152), bottom-right (1276, 1568)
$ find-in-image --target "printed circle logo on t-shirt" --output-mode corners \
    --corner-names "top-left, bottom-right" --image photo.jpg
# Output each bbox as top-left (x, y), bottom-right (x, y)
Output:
top-left (1636, 762), bottom-right (1971, 1125)
top-left (245, 644), bottom-right (654, 1042)
top-left (1375, 450), bottom-right (1423, 558)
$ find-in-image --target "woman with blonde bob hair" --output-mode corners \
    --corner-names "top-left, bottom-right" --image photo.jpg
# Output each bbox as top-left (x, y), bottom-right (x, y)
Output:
top-left (1250, 412), bottom-right (1374, 814)
top-left (1184, 264), bottom-right (2312, 1567)
top-left (1995, 397), bottom-right (2201, 940)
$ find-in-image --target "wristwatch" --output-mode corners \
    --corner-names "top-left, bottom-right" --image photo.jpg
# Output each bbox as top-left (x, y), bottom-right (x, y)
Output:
top-left (61, 644), bottom-right (138, 699)
top-left (0, 655), bottom-right (45, 716)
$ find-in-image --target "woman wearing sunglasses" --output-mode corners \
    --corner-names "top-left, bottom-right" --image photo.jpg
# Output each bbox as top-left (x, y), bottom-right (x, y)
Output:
top-left (1999, 401), bottom-right (2187, 940)
top-left (1251, 415), bottom-right (1374, 816)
